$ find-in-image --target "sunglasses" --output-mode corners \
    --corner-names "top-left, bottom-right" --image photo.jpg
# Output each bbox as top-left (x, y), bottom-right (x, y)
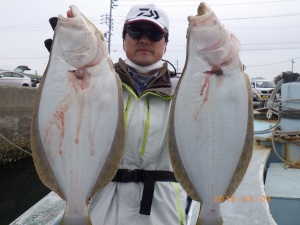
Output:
top-left (126, 27), bottom-right (166, 42)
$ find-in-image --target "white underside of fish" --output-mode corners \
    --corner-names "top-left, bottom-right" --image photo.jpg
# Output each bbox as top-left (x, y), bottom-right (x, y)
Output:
top-left (172, 58), bottom-right (248, 218)
top-left (31, 5), bottom-right (124, 225)
top-left (169, 3), bottom-right (253, 225)
top-left (38, 57), bottom-right (118, 200)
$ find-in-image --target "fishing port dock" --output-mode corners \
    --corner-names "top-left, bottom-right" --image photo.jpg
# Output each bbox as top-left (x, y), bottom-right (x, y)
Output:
top-left (2, 82), bottom-right (300, 225)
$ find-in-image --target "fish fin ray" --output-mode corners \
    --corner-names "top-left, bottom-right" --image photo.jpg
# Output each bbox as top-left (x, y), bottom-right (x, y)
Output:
top-left (168, 98), bottom-right (201, 202)
top-left (225, 73), bottom-right (254, 196)
top-left (31, 88), bottom-right (65, 200)
top-left (90, 73), bottom-right (125, 196)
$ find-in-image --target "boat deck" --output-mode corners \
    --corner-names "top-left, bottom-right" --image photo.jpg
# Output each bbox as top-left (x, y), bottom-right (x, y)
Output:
top-left (11, 117), bottom-right (279, 225)
top-left (187, 145), bottom-right (277, 225)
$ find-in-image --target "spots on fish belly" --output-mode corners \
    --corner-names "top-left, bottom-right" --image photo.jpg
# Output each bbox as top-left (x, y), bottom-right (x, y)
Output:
top-left (192, 73), bottom-right (209, 121)
top-left (45, 94), bottom-right (72, 156)
top-left (66, 70), bottom-right (98, 156)
top-left (200, 65), bottom-right (223, 104)
top-left (68, 69), bottom-right (92, 90)
top-left (200, 73), bottom-right (210, 100)
top-left (75, 126), bottom-right (95, 156)
top-left (193, 65), bottom-right (224, 120)
top-left (55, 111), bottom-right (65, 156)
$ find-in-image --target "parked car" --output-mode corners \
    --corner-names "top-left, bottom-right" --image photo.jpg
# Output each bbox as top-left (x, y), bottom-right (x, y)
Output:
top-left (14, 65), bottom-right (31, 73)
top-left (31, 78), bottom-right (41, 88)
top-left (0, 70), bottom-right (32, 87)
top-left (251, 79), bottom-right (276, 108)
top-left (251, 79), bottom-right (275, 100)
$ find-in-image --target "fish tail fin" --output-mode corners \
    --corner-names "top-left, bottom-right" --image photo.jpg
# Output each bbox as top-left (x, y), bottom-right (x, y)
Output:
top-left (198, 203), bottom-right (223, 225)
top-left (60, 204), bottom-right (92, 225)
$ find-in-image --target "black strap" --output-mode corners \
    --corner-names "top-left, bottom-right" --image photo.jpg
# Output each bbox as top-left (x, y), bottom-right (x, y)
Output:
top-left (111, 169), bottom-right (178, 215)
top-left (139, 173), bottom-right (154, 215)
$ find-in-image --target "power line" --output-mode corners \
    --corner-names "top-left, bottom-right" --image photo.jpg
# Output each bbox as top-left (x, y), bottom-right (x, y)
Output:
top-left (221, 12), bottom-right (300, 21)
top-left (111, 41), bottom-right (300, 47)
top-left (1, 13), bottom-right (299, 33)
top-left (246, 56), bottom-right (300, 67)
top-left (242, 47), bottom-right (300, 51)
top-left (229, 25), bottom-right (300, 29)
top-left (0, 57), bottom-right (48, 59)
top-left (120, 0), bottom-right (299, 7)
top-left (121, 0), bottom-right (298, 3)
top-left (202, 0), bottom-right (299, 6)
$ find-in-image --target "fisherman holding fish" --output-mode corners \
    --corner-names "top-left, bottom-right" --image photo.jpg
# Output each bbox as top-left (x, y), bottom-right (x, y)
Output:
top-left (42, 4), bottom-right (187, 225)
top-left (89, 4), bottom-right (188, 225)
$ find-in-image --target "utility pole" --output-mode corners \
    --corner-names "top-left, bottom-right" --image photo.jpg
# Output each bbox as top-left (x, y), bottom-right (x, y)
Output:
top-left (175, 60), bottom-right (178, 72)
top-left (101, 14), bottom-right (109, 43)
top-left (291, 59), bottom-right (295, 72)
top-left (108, 0), bottom-right (118, 54)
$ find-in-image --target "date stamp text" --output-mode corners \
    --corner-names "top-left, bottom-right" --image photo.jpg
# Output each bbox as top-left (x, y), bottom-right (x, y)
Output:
top-left (214, 195), bottom-right (271, 203)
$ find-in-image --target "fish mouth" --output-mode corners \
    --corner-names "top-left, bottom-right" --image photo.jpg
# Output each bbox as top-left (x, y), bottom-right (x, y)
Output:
top-left (68, 5), bottom-right (79, 18)
top-left (197, 2), bottom-right (211, 16)
top-left (58, 5), bottom-right (80, 21)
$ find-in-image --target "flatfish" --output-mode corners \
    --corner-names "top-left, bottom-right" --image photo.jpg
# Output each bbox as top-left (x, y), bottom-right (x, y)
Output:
top-left (169, 2), bottom-right (253, 224)
top-left (30, 5), bottom-right (124, 224)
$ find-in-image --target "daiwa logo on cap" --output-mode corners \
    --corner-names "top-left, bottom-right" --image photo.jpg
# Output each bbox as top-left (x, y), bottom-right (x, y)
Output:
top-left (136, 8), bottom-right (160, 20)
top-left (125, 4), bottom-right (169, 32)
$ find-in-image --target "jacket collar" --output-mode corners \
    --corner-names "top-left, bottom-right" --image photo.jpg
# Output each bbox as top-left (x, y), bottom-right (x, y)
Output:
top-left (116, 59), bottom-right (173, 97)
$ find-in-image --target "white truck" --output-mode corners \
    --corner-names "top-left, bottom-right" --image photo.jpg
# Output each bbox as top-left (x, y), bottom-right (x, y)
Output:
top-left (251, 79), bottom-right (275, 101)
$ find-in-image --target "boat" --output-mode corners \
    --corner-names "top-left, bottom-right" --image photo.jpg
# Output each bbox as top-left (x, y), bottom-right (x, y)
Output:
top-left (10, 80), bottom-right (300, 225)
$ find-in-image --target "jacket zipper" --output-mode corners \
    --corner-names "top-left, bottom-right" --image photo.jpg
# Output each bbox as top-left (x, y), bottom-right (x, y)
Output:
top-left (140, 96), bottom-right (150, 156)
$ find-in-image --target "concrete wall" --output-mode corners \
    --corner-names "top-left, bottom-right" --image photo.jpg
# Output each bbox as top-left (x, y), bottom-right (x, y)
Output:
top-left (0, 84), bottom-right (37, 165)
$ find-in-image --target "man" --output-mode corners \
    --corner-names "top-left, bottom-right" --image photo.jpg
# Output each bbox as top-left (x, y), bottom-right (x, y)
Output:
top-left (45, 4), bottom-right (187, 225)
top-left (88, 4), bottom-right (187, 225)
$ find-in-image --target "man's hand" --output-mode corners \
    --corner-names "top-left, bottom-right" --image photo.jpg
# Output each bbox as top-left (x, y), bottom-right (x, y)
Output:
top-left (44, 17), bottom-right (58, 53)
top-left (44, 11), bottom-right (74, 53)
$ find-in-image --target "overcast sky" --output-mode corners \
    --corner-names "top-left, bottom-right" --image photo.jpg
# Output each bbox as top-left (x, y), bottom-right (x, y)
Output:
top-left (1, 0), bottom-right (300, 81)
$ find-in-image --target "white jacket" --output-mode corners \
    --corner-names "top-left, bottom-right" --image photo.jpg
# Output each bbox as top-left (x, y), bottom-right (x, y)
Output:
top-left (89, 61), bottom-right (187, 225)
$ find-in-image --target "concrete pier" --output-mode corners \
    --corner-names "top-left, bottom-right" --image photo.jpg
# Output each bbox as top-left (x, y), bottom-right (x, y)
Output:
top-left (0, 85), bottom-right (37, 165)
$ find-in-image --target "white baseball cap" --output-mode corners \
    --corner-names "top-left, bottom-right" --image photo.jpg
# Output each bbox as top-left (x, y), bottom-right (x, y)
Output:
top-left (124, 4), bottom-right (169, 33)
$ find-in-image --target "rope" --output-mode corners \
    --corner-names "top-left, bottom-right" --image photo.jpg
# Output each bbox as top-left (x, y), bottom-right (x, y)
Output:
top-left (279, 109), bottom-right (300, 119)
top-left (254, 120), bottom-right (280, 135)
top-left (253, 100), bottom-right (280, 134)
top-left (255, 83), bottom-right (300, 167)
top-left (266, 79), bottom-right (283, 119)
top-left (274, 128), bottom-right (300, 146)
top-left (0, 133), bottom-right (32, 156)
top-left (271, 125), bottom-right (300, 169)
